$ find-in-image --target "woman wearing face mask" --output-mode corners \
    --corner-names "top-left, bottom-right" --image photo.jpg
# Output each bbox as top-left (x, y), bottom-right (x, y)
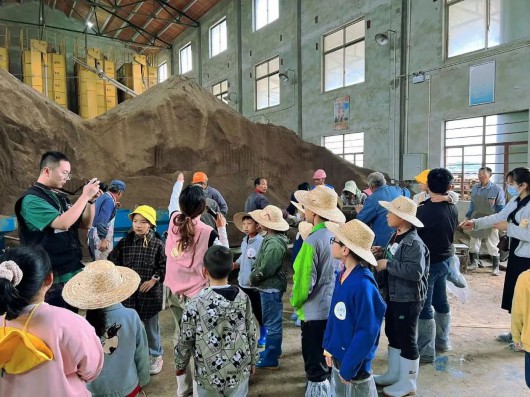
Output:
top-left (461, 167), bottom-right (530, 349)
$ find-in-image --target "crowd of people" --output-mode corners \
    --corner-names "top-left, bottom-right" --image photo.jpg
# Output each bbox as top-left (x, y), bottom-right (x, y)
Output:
top-left (2, 151), bottom-right (530, 397)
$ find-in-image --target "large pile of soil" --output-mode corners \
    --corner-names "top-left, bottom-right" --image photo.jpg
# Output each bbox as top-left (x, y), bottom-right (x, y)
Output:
top-left (0, 69), bottom-right (374, 217)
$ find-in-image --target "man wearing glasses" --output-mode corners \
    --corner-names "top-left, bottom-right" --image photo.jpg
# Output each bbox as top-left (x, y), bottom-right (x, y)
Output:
top-left (14, 151), bottom-right (101, 310)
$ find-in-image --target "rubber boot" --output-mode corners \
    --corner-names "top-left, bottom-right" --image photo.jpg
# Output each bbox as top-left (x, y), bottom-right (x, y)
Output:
top-left (491, 256), bottom-right (500, 276)
top-left (417, 319), bottom-right (436, 364)
top-left (374, 346), bottom-right (401, 386)
top-left (434, 312), bottom-right (452, 352)
top-left (383, 357), bottom-right (419, 397)
top-left (256, 335), bottom-right (280, 369)
top-left (467, 252), bottom-right (480, 270)
top-left (258, 326), bottom-right (268, 348)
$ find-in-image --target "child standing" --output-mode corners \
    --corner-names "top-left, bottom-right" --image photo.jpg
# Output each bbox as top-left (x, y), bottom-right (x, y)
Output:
top-left (323, 220), bottom-right (386, 396)
top-left (233, 212), bottom-right (266, 347)
top-left (512, 269), bottom-right (530, 388)
top-left (373, 196), bottom-right (429, 397)
top-left (175, 245), bottom-right (258, 396)
top-left (249, 205), bottom-right (290, 369)
top-left (290, 185), bottom-right (346, 396)
top-left (0, 247), bottom-right (103, 396)
top-left (63, 260), bottom-right (150, 397)
top-left (108, 205), bottom-right (166, 375)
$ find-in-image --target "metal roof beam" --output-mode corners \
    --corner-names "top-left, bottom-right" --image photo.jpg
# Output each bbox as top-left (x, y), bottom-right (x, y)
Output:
top-left (154, 0), bottom-right (198, 26)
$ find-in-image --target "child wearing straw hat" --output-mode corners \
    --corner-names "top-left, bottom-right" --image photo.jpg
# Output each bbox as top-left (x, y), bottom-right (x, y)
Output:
top-left (108, 205), bottom-right (166, 376)
top-left (248, 205), bottom-right (290, 369)
top-left (233, 212), bottom-right (266, 347)
top-left (323, 220), bottom-right (386, 397)
top-left (289, 185), bottom-right (345, 395)
top-left (63, 260), bottom-right (150, 397)
top-left (372, 196), bottom-right (429, 397)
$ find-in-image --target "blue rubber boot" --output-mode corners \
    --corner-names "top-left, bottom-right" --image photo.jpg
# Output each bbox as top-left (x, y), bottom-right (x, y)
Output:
top-left (258, 326), bottom-right (268, 348)
top-left (256, 336), bottom-right (281, 369)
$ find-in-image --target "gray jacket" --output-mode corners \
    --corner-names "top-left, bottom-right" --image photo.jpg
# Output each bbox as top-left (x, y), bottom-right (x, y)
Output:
top-left (237, 234), bottom-right (264, 288)
top-left (205, 186), bottom-right (228, 215)
top-left (386, 228), bottom-right (430, 303)
top-left (244, 191), bottom-right (270, 212)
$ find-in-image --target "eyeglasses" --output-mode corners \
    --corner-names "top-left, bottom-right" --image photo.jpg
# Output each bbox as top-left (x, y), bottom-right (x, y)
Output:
top-left (330, 237), bottom-right (344, 247)
top-left (62, 172), bottom-right (72, 181)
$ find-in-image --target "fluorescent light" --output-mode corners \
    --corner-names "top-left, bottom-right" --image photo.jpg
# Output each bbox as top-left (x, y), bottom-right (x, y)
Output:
top-left (87, 22), bottom-right (94, 28)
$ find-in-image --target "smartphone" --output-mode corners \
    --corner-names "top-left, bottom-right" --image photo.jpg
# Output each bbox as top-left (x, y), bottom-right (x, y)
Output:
top-left (206, 206), bottom-right (218, 217)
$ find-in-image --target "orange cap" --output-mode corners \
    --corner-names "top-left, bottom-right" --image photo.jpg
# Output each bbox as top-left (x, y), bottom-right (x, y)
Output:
top-left (192, 172), bottom-right (207, 184)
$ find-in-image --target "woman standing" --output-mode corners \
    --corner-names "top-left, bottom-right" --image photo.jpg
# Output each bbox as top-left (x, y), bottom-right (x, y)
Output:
top-left (461, 167), bottom-right (530, 346)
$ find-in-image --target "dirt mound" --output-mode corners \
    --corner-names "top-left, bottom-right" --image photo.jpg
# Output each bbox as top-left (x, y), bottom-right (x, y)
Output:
top-left (0, 69), bottom-right (373, 216)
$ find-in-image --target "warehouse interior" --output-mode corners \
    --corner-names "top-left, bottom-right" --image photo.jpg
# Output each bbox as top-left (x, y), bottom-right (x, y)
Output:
top-left (1, 0), bottom-right (529, 396)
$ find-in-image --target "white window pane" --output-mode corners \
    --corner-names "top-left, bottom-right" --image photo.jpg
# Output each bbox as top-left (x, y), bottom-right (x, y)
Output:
top-left (268, 0), bottom-right (279, 23)
top-left (158, 62), bottom-right (167, 82)
top-left (324, 49), bottom-right (343, 91)
top-left (324, 135), bottom-right (343, 144)
top-left (345, 41), bottom-right (365, 86)
top-left (255, 0), bottom-right (268, 30)
top-left (220, 21), bottom-right (227, 52)
top-left (269, 74), bottom-right (280, 106)
top-left (448, 0), bottom-right (486, 57)
top-left (324, 29), bottom-right (343, 51)
top-left (221, 80), bottom-right (228, 92)
top-left (488, 0), bottom-right (501, 47)
top-left (211, 25), bottom-right (220, 56)
top-left (256, 78), bottom-right (269, 110)
top-left (256, 62), bottom-right (268, 78)
top-left (213, 84), bottom-right (220, 95)
top-left (345, 20), bottom-right (364, 43)
top-left (269, 57), bottom-right (279, 73)
top-left (180, 45), bottom-right (192, 73)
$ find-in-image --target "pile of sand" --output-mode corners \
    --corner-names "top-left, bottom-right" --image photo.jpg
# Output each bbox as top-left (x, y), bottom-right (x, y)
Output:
top-left (0, 69), bottom-right (373, 218)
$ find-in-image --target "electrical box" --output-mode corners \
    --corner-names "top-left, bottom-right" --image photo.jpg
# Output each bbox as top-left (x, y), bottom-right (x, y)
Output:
top-left (402, 154), bottom-right (427, 181)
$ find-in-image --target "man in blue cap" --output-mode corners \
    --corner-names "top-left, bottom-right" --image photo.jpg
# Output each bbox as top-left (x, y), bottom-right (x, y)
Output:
top-left (88, 180), bottom-right (126, 260)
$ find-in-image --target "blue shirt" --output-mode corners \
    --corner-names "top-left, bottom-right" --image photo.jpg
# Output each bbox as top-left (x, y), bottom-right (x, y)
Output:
top-left (465, 181), bottom-right (505, 218)
top-left (323, 265), bottom-right (386, 381)
top-left (357, 185), bottom-right (402, 246)
top-left (92, 192), bottom-right (117, 239)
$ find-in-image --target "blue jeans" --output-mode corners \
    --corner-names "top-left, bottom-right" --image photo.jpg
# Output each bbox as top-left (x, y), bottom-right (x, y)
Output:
top-left (420, 257), bottom-right (451, 320)
top-left (260, 291), bottom-right (283, 340)
top-left (526, 352), bottom-right (530, 388)
top-left (143, 313), bottom-right (163, 357)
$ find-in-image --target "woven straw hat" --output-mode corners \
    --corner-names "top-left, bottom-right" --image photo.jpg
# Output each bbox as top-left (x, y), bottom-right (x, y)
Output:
top-left (249, 205), bottom-right (289, 232)
top-left (298, 221), bottom-right (313, 240)
top-left (233, 212), bottom-right (254, 233)
top-left (379, 196), bottom-right (423, 228)
top-left (62, 260), bottom-right (141, 310)
top-left (325, 220), bottom-right (377, 266)
top-left (294, 185), bottom-right (346, 224)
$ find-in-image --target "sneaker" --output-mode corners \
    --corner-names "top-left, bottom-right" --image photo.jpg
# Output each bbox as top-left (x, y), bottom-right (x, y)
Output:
top-left (150, 355), bottom-right (163, 375)
top-left (508, 342), bottom-right (525, 353)
top-left (290, 313), bottom-right (298, 321)
top-left (295, 318), bottom-right (301, 327)
top-left (496, 332), bottom-right (512, 343)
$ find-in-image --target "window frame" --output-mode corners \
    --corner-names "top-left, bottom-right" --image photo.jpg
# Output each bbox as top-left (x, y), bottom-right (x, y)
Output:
top-left (179, 43), bottom-right (193, 74)
top-left (322, 18), bottom-right (366, 93)
top-left (255, 56), bottom-right (280, 111)
top-left (254, 0), bottom-right (279, 31)
top-left (322, 132), bottom-right (365, 167)
top-left (209, 17), bottom-right (227, 58)
top-left (212, 79), bottom-right (229, 104)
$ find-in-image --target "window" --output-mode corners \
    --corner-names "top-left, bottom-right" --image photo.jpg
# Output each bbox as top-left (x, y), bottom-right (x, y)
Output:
top-left (179, 44), bottom-right (192, 74)
top-left (255, 56), bottom-right (280, 110)
top-left (444, 112), bottom-right (528, 199)
top-left (322, 132), bottom-right (364, 167)
top-left (158, 62), bottom-right (168, 83)
top-left (210, 19), bottom-right (227, 57)
top-left (323, 19), bottom-right (365, 92)
top-left (255, 0), bottom-right (279, 31)
top-left (447, 0), bottom-right (530, 58)
top-left (213, 80), bottom-right (229, 103)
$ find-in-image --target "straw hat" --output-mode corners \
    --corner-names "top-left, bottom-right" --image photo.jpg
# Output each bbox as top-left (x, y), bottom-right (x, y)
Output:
top-left (233, 212), bottom-right (254, 233)
top-left (62, 260), bottom-right (141, 310)
top-left (249, 205), bottom-right (289, 232)
top-left (379, 196), bottom-right (424, 228)
top-left (414, 169), bottom-right (430, 185)
top-left (294, 185), bottom-right (346, 224)
top-left (325, 220), bottom-right (377, 266)
top-left (298, 221), bottom-right (313, 240)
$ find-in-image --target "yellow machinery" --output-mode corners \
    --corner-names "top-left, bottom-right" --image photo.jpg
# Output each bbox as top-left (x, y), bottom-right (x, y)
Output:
top-left (0, 26), bottom-right (9, 72)
top-left (116, 54), bottom-right (157, 102)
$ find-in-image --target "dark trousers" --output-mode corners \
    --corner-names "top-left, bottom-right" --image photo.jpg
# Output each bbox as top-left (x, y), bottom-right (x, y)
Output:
top-left (301, 320), bottom-right (331, 382)
top-left (240, 286), bottom-right (263, 326)
top-left (45, 282), bottom-right (77, 312)
top-left (385, 300), bottom-right (423, 360)
top-left (526, 352), bottom-right (530, 388)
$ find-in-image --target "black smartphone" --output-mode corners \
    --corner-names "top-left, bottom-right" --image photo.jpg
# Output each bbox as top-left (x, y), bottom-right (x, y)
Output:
top-left (206, 206), bottom-right (218, 217)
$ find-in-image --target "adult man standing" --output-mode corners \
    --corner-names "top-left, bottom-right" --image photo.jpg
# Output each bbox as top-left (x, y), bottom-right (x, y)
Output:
top-left (356, 172), bottom-right (401, 246)
top-left (14, 151), bottom-right (100, 309)
top-left (416, 169), bottom-right (459, 364)
top-left (244, 177), bottom-right (270, 212)
top-left (465, 167), bottom-right (505, 275)
top-left (192, 171), bottom-right (228, 215)
top-left (88, 180), bottom-right (126, 260)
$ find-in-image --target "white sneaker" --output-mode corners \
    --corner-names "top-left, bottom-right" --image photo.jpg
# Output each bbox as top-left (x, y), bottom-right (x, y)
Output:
top-left (150, 355), bottom-right (163, 375)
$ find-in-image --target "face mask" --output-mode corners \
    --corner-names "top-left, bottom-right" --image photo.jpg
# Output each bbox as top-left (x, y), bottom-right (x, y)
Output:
top-left (507, 185), bottom-right (518, 197)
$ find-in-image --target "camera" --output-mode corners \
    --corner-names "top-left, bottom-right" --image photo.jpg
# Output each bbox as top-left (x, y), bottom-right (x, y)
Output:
top-left (86, 180), bottom-right (108, 192)
top-left (206, 206), bottom-right (218, 217)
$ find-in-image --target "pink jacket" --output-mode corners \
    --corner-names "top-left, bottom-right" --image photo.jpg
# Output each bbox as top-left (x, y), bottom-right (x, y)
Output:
top-left (0, 303), bottom-right (104, 397)
top-left (164, 213), bottom-right (213, 297)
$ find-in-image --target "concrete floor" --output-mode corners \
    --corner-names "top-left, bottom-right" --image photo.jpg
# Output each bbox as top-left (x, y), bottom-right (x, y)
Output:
top-left (143, 261), bottom-right (528, 397)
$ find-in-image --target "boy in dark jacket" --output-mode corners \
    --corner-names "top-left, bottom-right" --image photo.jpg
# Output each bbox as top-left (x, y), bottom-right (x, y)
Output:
top-left (249, 205), bottom-right (290, 369)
